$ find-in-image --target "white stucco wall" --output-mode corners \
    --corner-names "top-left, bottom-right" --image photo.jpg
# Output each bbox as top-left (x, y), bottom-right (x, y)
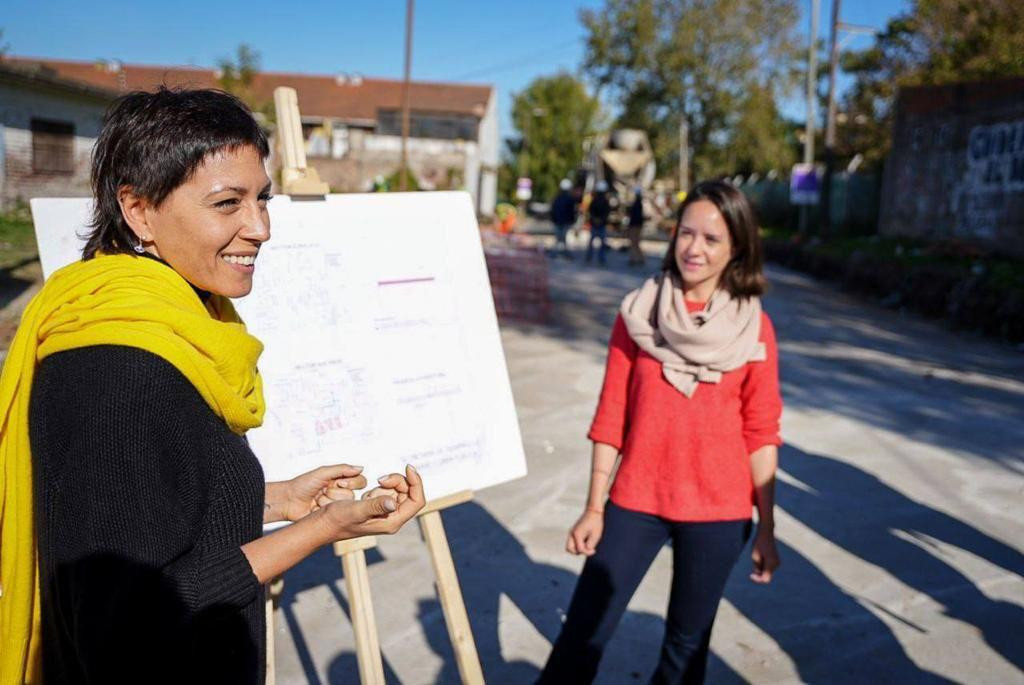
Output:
top-left (0, 82), bottom-right (108, 209)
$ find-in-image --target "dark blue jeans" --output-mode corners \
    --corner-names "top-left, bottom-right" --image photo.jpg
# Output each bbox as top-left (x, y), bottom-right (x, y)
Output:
top-left (539, 502), bottom-right (752, 684)
top-left (586, 222), bottom-right (608, 263)
top-left (554, 222), bottom-right (571, 255)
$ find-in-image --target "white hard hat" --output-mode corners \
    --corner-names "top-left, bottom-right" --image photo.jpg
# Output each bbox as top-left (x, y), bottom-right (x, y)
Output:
top-left (595, 180), bottom-right (609, 192)
top-left (559, 178), bottom-right (572, 190)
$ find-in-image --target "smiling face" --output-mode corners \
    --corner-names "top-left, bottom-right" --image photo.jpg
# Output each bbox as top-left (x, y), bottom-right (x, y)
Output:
top-left (122, 144), bottom-right (272, 298)
top-left (674, 199), bottom-right (734, 301)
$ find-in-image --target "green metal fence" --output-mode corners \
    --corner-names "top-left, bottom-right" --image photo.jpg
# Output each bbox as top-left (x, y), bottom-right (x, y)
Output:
top-left (742, 171), bottom-right (881, 235)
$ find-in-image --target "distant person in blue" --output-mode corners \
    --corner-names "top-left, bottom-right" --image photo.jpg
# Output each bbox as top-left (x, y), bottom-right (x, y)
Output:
top-left (587, 181), bottom-right (613, 265)
top-left (550, 178), bottom-right (577, 259)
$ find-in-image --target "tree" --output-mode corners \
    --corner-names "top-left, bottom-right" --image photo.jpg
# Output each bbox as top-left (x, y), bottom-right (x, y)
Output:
top-left (216, 44), bottom-right (271, 119)
top-left (580, 0), bottom-right (801, 183)
top-left (713, 84), bottom-right (798, 175)
top-left (509, 72), bottom-right (602, 202)
top-left (839, 0), bottom-right (1024, 166)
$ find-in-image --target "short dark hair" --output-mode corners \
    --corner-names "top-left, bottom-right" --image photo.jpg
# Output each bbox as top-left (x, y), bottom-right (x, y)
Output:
top-left (662, 180), bottom-right (766, 298)
top-left (83, 87), bottom-right (270, 259)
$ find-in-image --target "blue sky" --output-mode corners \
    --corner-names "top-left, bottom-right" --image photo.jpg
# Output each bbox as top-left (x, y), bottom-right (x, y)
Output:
top-left (8, 0), bottom-right (909, 140)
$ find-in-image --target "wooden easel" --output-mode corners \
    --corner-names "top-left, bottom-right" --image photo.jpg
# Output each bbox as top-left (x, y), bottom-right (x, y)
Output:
top-left (273, 86), bottom-right (330, 196)
top-left (266, 492), bottom-right (485, 685)
top-left (265, 88), bottom-right (485, 685)
top-left (264, 84), bottom-right (328, 685)
top-left (333, 490), bottom-right (484, 685)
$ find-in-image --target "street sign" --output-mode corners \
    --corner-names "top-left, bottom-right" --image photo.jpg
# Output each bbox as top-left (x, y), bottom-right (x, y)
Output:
top-left (790, 163), bottom-right (821, 205)
top-left (515, 177), bottom-right (532, 201)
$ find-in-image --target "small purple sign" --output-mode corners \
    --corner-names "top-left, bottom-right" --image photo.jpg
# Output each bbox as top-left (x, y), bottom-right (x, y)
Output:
top-left (790, 163), bottom-right (820, 205)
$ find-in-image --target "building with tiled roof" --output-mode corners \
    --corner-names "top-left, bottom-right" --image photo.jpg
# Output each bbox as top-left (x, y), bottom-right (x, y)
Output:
top-left (0, 60), bottom-right (119, 207)
top-left (1, 56), bottom-right (499, 213)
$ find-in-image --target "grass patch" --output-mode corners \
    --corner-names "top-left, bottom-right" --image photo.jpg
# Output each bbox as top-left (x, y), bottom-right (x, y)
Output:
top-left (0, 203), bottom-right (39, 270)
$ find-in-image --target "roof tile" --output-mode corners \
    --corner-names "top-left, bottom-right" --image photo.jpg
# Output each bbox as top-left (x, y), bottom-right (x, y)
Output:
top-left (5, 57), bottom-right (493, 122)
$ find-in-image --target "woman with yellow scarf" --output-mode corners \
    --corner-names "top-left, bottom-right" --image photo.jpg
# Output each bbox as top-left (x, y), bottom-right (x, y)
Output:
top-left (0, 88), bottom-right (424, 684)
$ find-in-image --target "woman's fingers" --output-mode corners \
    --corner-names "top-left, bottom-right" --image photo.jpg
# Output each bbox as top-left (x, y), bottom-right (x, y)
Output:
top-left (376, 472), bottom-right (410, 494)
top-left (401, 465), bottom-right (424, 507)
top-left (383, 465), bottom-right (424, 526)
top-left (316, 486), bottom-right (356, 509)
top-left (566, 533), bottom-right (578, 555)
top-left (356, 495), bottom-right (398, 521)
top-left (581, 527), bottom-right (600, 556)
top-left (321, 465), bottom-right (424, 538)
top-left (315, 464), bottom-right (364, 481)
top-left (581, 531), bottom-right (595, 556)
top-left (361, 487), bottom-right (398, 500)
top-left (331, 474), bottom-right (367, 491)
top-left (325, 486), bottom-right (356, 500)
top-left (750, 545), bottom-right (777, 583)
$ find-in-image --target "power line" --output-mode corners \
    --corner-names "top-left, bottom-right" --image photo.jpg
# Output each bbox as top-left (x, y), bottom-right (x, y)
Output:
top-left (449, 40), bottom-right (581, 81)
top-left (423, 26), bottom-right (581, 66)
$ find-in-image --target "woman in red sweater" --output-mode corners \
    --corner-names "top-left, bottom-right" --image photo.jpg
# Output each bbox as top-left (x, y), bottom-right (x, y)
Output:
top-left (539, 180), bottom-right (782, 684)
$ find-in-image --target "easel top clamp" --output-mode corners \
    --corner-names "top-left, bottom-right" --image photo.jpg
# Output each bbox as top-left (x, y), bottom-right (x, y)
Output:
top-left (273, 86), bottom-right (330, 197)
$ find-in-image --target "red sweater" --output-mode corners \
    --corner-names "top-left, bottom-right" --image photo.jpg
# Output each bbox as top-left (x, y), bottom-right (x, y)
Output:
top-left (589, 302), bottom-right (782, 522)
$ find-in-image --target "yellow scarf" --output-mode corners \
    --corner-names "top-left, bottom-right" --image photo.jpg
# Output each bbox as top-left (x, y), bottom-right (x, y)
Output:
top-left (0, 253), bottom-right (264, 684)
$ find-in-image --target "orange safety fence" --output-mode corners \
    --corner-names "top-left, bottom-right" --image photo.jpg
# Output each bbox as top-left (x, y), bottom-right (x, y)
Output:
top-left (480, 231), bottom-right (550, 324)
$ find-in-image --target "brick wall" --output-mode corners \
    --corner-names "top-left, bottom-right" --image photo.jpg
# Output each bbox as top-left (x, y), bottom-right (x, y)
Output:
top-left (0, 83), bottom-right (107, 209)
top-left (879, 77), bottom-right (1024, 255)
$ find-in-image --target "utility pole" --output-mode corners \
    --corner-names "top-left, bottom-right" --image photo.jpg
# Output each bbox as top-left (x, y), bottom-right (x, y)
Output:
top-left (399, 0), bottom-right (414, 191)
top-left (678, 117), bottom-right (689, 193)
top-left (821, 0), bottom-right (841, 235)
top-left (800, 0), bottom-right (820, 235)
top-left (517, 107), bottom-right (545, 218)
top-left (518, 117), bottom-right (530, 180)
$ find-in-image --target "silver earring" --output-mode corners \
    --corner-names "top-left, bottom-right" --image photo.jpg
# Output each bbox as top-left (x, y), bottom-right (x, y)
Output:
top-left (133, 236), bottom-right (146, 254)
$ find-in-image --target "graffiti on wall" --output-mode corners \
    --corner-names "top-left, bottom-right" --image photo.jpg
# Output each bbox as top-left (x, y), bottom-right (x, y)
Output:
top-left (967, 119), bottom-right (1024, 190)
top-left (957, 119), bottom-right (1024, 239)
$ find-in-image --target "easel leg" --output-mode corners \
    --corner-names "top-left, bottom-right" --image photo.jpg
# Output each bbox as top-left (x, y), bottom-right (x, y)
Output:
top-left (265, 576), bottom-right (284, 685)
top-left (419, 510), bottom-right (485, 685)
top-left (336, 538), bottom-right (386, 685)
top-left (266, 585), bottom-right (275, 685)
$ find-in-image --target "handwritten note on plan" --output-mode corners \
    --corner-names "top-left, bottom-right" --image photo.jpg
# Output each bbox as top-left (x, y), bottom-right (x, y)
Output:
top-left (31, 192), bottom-right (527, 500)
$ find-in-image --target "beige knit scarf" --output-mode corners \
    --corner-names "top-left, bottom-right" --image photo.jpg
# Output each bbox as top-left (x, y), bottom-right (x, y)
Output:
top-left (619, 271), bottom-right (766, 397)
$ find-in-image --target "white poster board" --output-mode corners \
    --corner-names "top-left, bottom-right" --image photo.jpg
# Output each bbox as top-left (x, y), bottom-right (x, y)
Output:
top-left (29, 192), bottom-right (527, 500)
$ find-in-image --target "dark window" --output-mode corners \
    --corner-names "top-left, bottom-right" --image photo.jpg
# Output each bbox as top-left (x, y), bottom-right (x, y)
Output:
top-left (31, 119), bottom-right (75, 174)
top-left (378, 110), bottom-right (479, 141)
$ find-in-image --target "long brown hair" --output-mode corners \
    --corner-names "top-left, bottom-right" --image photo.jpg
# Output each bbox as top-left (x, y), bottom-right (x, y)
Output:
top-left (662, 180), bottom-right (766, 297)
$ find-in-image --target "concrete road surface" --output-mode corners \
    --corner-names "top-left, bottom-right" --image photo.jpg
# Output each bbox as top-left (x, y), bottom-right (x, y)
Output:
top-left (272, 237), bottom-right (1024, 684)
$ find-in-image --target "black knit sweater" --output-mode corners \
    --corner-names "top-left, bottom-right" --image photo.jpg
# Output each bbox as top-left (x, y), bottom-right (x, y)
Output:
top-left (30, 345), bottom-right (266, 684)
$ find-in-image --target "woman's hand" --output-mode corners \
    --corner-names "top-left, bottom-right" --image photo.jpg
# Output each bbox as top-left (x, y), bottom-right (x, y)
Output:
top-left (268, 464), bottom-right (367, 524)
top-left (243, 466), bottom-right (424, 583)
top-left (750, 528), bottom-right (780, 584)
top-left (566, 509), bottom-right (604, 556)
top-left (317, 464), bottom-right (425, 539)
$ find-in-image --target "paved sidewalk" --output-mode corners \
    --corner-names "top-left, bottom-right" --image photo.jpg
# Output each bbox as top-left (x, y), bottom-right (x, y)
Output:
top-left (272, 237), bottom-right (1024, 684)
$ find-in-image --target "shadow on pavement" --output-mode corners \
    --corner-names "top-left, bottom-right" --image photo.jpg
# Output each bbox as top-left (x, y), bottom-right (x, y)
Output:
top-left (420, 501), bottom-right (671, 684)
top-left (279, 545), bottom-right (402, 685)
top-left (279, 503), bottom-right (669, 684)
top-left (770, 268), bottom-right (1024, 472)
top-left (722, 444), bottom-right (1024, 682)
